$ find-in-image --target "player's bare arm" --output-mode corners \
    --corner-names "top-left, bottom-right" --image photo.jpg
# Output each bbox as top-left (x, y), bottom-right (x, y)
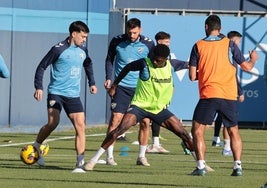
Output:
top-left (240, 50), bottom-right (258, 72)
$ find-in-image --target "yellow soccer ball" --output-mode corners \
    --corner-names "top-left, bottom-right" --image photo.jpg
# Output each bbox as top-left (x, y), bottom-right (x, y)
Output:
top-left (40, 143), bottom-right (49, 156)
top-left (20, 144), bottom-right (39, 165)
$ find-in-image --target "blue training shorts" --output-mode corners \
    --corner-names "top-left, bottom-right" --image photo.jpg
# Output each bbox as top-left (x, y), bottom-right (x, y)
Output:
top-left (127, 105), bottom-right (174, 125)
top-left (193, 98), bottom-right (238, 127)
top-left (111, 85), bottom-right (135, 113)
top-left (47, 94), bottom-right (84, 114)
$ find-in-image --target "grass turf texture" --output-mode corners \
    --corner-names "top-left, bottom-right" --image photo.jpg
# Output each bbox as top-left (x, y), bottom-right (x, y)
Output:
top-left (0, 125), bottom-right (266, 188)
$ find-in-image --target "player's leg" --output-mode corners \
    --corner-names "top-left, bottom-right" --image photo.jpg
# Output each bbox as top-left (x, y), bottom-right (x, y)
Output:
top-left (137, 118), bottom-right (150, 166)
top-left (161, 115), bottom-right (194, 150)
top-left (35, 108), bottom-right (60, 144)
top-left (150, 109), bottom-right (194, 157)
top-left (222, 100), bottom-right (242, 176)
top-left (227, 125), bottom-right (242, 176)
top-left (106, 112), bottom-right (124, 165)
top-left (189, 99), bottom-right (217, 175)
top-left (106, 86), bottom-right (135, 165)
top-left (146, 121), bottom-right (170, 153)
top-left (191, 120), bottom-right (206, 175)
top-left (85, 111), bottom-right (139, 171)
top-left (69, 112), bottom-right (86, 168)
top-left (222, 127), bottom-right (232, 156)
top-left (212, 113), bottom-right (223, 146)
top-left (151, 121), bottom-right (160, 147)
top-left (33, 94), bottom-right (61, 166)
top-left (34, 108), bottom-right (60, 166)
top-left (63, 96), bottom-right (86, 172)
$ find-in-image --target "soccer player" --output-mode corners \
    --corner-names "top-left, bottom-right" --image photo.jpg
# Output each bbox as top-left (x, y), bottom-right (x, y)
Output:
top-left (33, 21), bottom-right (97, 172)
top-left (189, 15), bottom-right (258, 176)
top-left (104, 18), bottom-right (154, 166)
top-left (0, 54), bottom-right (9, 78)
top-left (146, 31), bottom-right (189, 154)
top-left (84, 44), bottom-right (200, 171)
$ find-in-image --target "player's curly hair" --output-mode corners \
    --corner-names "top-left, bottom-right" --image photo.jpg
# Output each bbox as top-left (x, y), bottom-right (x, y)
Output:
top-left (153, 44), bottom-right (170, 58)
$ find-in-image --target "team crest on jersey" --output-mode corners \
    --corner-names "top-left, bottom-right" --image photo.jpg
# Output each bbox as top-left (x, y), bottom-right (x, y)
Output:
top-left (111, 102), bottom-right (117, 110)
top-left (138, 47), bottom-right (144, 53)
top-left (49, 100), bottom-right (56, 107)
top-left (80, 53), bottom-right (85, 59)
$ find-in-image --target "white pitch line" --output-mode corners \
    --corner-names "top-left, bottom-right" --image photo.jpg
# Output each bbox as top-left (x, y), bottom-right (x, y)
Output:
top-left (0, 133), bottom-right (107, 147)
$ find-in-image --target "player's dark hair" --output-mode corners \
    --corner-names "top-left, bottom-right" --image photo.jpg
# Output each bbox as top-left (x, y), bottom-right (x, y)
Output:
top-left (126, 18), bottom-right (141, 29)
top-left (227, 31), bottom-right (242, 39)
top-left (153, 44), bottom-right (170, 58)
top-left (205, 15), bottom-right (221, 35)
top-left (69, 21), bottom-right (89, 34)
top-left (155, 31), bottom-right (171, 41)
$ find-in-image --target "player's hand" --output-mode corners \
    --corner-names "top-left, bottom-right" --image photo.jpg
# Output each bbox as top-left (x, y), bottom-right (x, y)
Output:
top-left (249, 50), bottom-right (258, 62)
top-left (239, 94), bottom-right (245, 103)
top-left (34, 89), bottom-right (43, 101)
top-left (90, 85), bottom-right (97, 94)
top-left (108, 84), bottom-right (117, 98)
top-left (104, 80), bottom-right (112, 90)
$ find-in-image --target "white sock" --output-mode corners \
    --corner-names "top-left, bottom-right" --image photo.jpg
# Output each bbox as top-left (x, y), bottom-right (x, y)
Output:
top-left (189, 132), bottom-right (193, 139)
top-left (213, 136), bottom-right (220, 143)
top-left (118, 133), bottom-right (126, 138)
top-left (91, 147), bottom-right (105, 163)
top-left (224, 139), bottom-right (231, 151)
top-left (138, 145), bottom-right (147, 158)
top-left (106, 145), bottom-right (114, 159)
top-left (197, 160), bottom-right (206, 169)
top-left (153, 137), bottom-right (160, 147)
top-left (234, 160), bottom-right (242, 169)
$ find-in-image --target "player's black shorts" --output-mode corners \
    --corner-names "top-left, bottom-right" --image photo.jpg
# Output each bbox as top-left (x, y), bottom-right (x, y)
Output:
top-left (127, 105), bottom-right (174, 125)
top-left (193, 98), bottom-right (238, 127)
top-left (47, 94), bottom-right (84, 114)
top-left (111, 85), bottom-right (135, 113)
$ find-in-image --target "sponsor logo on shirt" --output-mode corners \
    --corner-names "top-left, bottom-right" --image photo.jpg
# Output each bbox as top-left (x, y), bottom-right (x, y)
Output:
top-left (70, 66), bottom-right (80, 78)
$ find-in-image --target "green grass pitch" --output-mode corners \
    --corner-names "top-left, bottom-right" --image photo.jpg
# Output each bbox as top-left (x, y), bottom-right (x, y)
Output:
top-left (0, 125), bottom-right (266, 188)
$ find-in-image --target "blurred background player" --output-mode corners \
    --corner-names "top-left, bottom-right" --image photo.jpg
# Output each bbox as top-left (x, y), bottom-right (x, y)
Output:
top-left (212, 31), bottom-right (245, 157)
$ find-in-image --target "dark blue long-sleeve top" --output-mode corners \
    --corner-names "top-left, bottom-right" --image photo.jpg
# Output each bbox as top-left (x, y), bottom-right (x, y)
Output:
top-left (34, 38), bottom-right (96, 97)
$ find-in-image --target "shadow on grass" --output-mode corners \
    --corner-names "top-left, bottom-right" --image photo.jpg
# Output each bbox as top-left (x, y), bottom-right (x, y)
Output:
top-left (0, 176), bottom-right (196, 187)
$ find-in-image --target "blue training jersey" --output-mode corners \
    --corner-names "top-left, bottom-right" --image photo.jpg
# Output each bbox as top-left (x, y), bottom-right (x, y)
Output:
top-left (34, 38), bottom-right (95, 97)
top-left (105, 34), bottom-right (154, 88)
